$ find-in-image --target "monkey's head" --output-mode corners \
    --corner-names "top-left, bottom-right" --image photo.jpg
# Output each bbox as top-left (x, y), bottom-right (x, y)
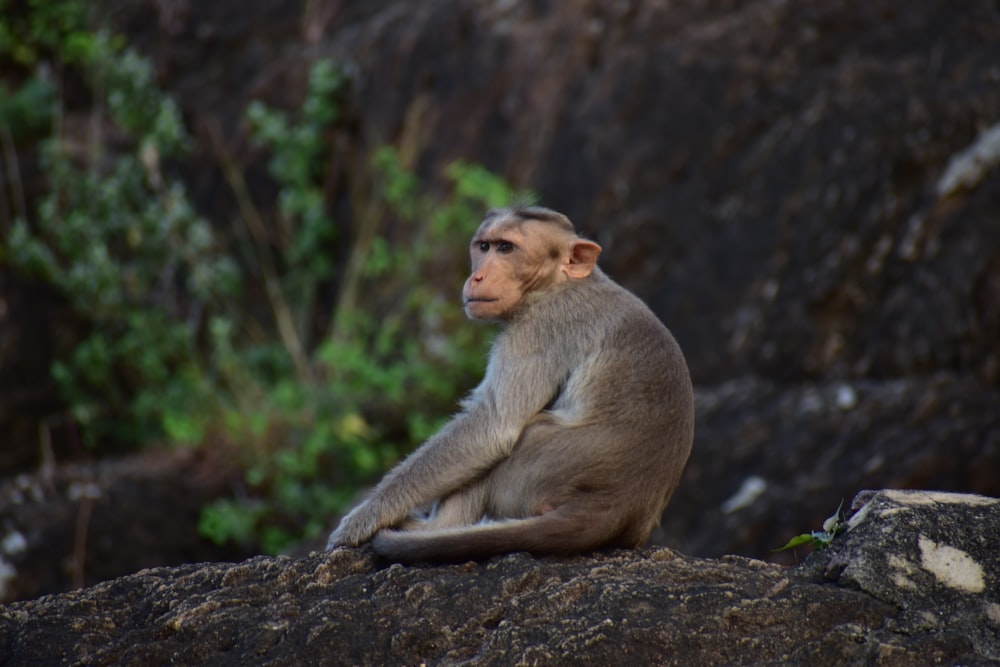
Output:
top-left (462, 206), bottom-right (602, 321)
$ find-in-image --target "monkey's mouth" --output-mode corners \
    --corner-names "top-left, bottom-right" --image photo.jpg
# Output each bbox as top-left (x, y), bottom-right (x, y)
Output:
top-left (465, 298), bottom-right (498, 305)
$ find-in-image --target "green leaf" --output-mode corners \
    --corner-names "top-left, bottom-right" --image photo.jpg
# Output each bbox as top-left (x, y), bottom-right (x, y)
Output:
top-left (775, 533), bottom-right (817, 552)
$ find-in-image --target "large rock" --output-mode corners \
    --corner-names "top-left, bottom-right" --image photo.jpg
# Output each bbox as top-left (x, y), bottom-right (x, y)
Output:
top-left (663, 374), bottom-right (1000, 560)
top-left (819, 489), bottom-right (1000, 660)
top-left (1, 490), bottom-right (997, 665)
top-left (316, 0), bottom-right (1000, 385)
top-left (101, 0), bottom-right (1000, 383)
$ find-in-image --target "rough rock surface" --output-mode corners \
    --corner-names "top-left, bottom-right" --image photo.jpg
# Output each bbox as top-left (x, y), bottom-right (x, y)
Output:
top-left (820, 489), bottom-right (1000, 660)
top-left (95, 0), bottom-right (1000, 384)
top-left (665, 374), bottom-right (1000, 561)
top-left (1, 490), bottom-right (997, 666)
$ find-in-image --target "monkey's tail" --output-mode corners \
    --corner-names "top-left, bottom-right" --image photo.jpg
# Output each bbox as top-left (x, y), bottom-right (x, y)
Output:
top-left (370, 507), bottom-right (621, 563)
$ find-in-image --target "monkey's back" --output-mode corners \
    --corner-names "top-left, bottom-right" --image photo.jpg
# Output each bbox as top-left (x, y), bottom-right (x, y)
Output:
top-left (535, 268), bottom-right (693, 431)
top-left (492, 268), bottom-right (695, 541)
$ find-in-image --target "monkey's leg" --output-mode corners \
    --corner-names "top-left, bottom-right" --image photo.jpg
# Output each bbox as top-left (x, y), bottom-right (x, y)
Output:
top-left (485, 417), bottom-right (677, 547)
top-left (396, 479), bottom-right (489, 532)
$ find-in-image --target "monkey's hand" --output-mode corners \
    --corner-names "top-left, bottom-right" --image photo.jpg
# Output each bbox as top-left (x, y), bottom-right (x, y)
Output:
top-left (325, 501), bottom-right (381, 550)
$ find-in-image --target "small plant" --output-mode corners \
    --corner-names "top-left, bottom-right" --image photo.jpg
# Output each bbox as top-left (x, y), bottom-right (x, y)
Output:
top-left (775, 501), bottom-right (846, 552)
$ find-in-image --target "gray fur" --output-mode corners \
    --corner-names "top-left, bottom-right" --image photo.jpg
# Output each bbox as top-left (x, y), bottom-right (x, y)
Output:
top-left (327, 209), bottom-right (694, 562)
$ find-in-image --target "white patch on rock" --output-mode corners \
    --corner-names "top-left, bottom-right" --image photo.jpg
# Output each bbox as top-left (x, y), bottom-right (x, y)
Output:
top-left (846, 500), bottom-right (873, 531)
top-left (883, 490), bottom-right (1000, 507)
top-left (918, 610), bottom-right (940, 628)
top-left (937, 121), bottom-right (1000, 196)
top-left (918, 535), bottom-right (985, 593)
top-left (1, 530), bottom-right (27, 555)
top-left (834, 384), bottom-right (857, 410)
top-left (986, 602), bottom-right (1000, 627)
top-left (67, 481), bottom-right (102, 501)
top-left (888, 554), bottom-right (918, 590)
top-left (720, 476), bottom-right (767, 514)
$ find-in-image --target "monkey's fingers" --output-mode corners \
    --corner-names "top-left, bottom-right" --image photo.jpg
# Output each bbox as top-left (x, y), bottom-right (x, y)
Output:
top-left (325, 532), bottom-right (343, 551)
top-left (326, 524), bottom-right (364, 550)
top-left (325, 505), bottom-right (382, 550)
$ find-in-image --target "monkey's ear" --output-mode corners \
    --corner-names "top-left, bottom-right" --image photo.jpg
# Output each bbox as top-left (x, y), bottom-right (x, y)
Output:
top-left (563, 240), bottom-right (602, 279)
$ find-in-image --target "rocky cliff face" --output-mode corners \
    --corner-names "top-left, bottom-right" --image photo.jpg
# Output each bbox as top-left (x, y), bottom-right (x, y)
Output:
top-left (143, 0), bottom-right (997, 385)
top-left (1, 490), bottom-right (997, 665)
top-left (101, 0), bottom-right (1000, 373)
top-left (1, 0), bottom-right (999, 605)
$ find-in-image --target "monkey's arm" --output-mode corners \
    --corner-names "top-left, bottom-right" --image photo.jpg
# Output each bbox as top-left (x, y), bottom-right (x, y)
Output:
top-left (327, 349), bottom-right (563, 549)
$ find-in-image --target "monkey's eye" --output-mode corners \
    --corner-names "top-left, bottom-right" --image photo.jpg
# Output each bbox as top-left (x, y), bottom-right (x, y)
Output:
top-left (478, 241), bottom-right (490, 252)
top-left (497, 241), bottom-right (515, 254)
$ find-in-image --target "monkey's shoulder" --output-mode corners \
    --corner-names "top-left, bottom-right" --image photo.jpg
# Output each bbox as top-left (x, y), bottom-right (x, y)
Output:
top-left (574, 272), bottom-right (667, 328)
top-left (515, 272), bottom-right (672, 351)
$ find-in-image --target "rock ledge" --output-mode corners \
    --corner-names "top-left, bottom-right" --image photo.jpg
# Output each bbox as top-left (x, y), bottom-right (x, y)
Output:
top-left (1, 490), bottom-right (997, 666)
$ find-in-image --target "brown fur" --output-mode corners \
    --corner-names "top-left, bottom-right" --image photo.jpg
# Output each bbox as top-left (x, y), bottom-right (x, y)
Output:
top-left (326, 206), bottom-right (694, 562)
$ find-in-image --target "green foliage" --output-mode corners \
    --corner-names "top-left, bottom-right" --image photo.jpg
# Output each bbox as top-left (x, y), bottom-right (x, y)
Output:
top-left (1, 3), bottom-right (527, 554)
top-left (0, 76), bottom-right (55, 136)
top-left (4, 17), bottom-right (235, 447)
top-left (243, 59), bottom-right (348, 338)
top-left (775, 501), bottom-right (846, 553)
top-left (0, 0), bottom-right (106, 138)
top-left (203, 135), bottom-right (526, 552)
top-left (0, 0), bottom-right (99, 66)
top-left (92, 37), bottom-right (187, 153)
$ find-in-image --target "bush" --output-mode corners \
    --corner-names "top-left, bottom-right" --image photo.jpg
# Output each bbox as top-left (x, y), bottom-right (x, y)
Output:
top-left (1, 9), bottom-right (530, 552)
top-left (4, 17), bottom-right (235, 447)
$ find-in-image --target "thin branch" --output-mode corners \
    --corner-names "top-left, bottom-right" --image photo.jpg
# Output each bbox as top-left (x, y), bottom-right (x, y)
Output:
top-left (329, 97), bottom-right (426, 343)
top-left (0, 125), bottom-right (27, 226)
top-left (330, 167), bottom-right (382, 342)
top-left (206, 119), bottom-right (312, 382)
top-left (72, 495), bottom-right (93, 590)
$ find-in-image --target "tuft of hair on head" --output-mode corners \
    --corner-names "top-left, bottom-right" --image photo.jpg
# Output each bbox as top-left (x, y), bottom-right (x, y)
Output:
top-left (507, 191), bottom-right (539, 210)
top-left (483, 204), bottom-right (576, 234)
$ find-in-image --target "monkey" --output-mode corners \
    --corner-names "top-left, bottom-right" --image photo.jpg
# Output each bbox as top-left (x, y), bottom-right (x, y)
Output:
top-left (326, 205), bottom-right (694, 562)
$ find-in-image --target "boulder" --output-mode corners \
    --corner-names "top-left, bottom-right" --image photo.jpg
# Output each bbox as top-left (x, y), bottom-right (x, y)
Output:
top-left (1, 490), bottom-right (996, 666)
top-left (663, 375), bottom-right (1000, 561)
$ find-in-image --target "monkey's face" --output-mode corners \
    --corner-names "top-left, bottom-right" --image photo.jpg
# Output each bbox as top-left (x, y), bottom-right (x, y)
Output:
top-left (463, 220), bottom-right (542, 321)
top-left (463, 218), bottom-right (599, 321)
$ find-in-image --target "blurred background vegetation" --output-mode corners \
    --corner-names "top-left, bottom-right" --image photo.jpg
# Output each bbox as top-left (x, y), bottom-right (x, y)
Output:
top-left (0, 0), bottom-right (529, 553)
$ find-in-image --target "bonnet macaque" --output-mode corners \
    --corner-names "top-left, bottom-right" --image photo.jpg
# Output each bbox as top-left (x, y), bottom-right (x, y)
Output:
top-left (327, 206), bottom-right (694, 561)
